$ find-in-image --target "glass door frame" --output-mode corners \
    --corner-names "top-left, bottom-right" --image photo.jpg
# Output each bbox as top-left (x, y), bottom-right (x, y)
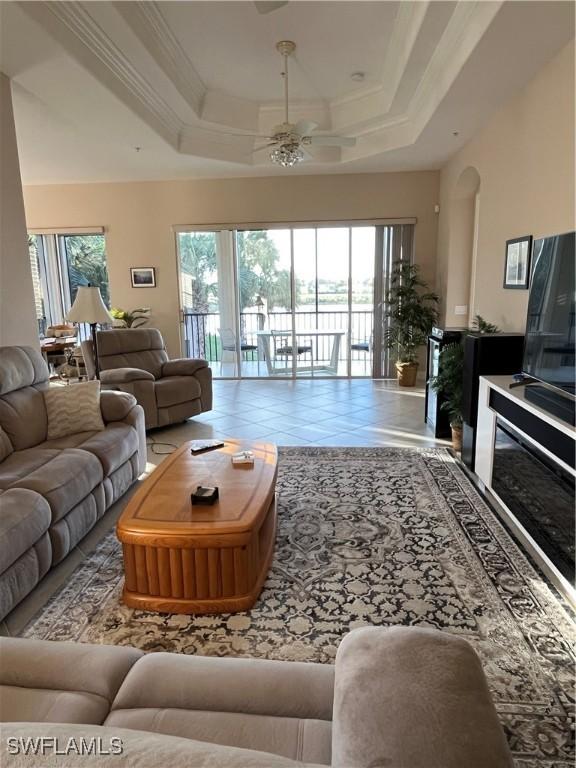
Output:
top-left (174, 218), bottom-right (416, 380)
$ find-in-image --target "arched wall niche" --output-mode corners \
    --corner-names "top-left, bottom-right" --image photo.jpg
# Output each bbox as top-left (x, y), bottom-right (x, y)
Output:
top-left (444, 166), bottom-right (481, 328)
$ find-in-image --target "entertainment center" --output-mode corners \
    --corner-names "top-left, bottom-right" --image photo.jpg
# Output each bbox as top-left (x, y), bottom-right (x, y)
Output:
top-left (470, 231), bottom-right (575, 602)
top-left (476, 375), bottom-right (575, 599)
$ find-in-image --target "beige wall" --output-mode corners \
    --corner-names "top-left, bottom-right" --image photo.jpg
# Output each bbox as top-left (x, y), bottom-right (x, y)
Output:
top-left (0, 73), bottom-right (38, 348)
top-left (437, 40), bottom-right (575, 332)
top-left (23, 171), bottom-right (440, 356)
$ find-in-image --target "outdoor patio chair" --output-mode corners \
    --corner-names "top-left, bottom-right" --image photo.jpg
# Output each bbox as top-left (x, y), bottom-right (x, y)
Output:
top-left (351, 332), bottom-right (373, 353)
top-left (218, 328), bottom-right (258, 360)
top-left (271, 330), bottom-right (313, 373)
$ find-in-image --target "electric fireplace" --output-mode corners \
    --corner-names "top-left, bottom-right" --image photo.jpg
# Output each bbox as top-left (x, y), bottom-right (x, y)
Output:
top-left (491, 419), bottom-right (575, 583)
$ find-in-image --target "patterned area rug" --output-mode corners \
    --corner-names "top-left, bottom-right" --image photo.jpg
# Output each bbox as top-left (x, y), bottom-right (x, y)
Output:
top-left (21, 447), bottom-right (574, 767)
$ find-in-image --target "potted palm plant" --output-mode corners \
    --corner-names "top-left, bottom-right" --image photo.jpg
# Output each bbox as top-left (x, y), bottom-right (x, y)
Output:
top-left (430, 342), bottom-right (465, 450)
top-left (471, 314), bottom-right (500, 334)
top-left (385, 263), bottom-right (439, 387)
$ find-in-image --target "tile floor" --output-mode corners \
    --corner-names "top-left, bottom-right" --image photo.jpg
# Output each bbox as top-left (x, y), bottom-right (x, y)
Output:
top-left (151, 378), bottom-right (449, 450)
top-left (1, 377), bottom-right (447, 636)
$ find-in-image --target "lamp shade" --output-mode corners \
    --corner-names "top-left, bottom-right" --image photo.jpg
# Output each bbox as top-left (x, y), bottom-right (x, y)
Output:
top-left (66, 286), bottom-right (112, 324)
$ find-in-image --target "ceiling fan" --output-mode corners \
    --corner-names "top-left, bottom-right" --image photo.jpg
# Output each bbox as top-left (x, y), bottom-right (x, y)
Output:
top-left (251, 41), bottom-right (356, 167)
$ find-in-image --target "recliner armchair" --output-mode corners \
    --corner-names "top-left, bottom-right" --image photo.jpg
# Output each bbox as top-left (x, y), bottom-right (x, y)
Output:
top-left (82, 328), bottom-right (212, 430)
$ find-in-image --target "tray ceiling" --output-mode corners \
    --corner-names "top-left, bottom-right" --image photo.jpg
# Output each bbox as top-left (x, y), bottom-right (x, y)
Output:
top-left (0, 0), bottom-right (573, 183)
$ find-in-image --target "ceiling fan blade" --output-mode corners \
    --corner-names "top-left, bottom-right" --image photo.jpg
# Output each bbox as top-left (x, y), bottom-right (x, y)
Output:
top-left (254, 1), bottom-right (288, 14)
top-left (294, 120), bottom-right (318, 137)
top-left (252, 143), bottom-right (277, 154)
top-left (306, 135), bottom-right (356, 148)
top-left (190, 124), bottom-right (271, 140)
top-left (214, 131), bottom-right (271, 140)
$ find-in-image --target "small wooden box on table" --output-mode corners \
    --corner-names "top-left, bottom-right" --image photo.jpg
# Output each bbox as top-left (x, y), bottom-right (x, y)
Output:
top-left (117, 440), bottom-right (277, 614)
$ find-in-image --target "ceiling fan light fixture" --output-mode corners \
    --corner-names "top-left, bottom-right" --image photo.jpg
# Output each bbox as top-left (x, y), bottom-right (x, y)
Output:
top-left (270, 143), bottom-right (304, 167)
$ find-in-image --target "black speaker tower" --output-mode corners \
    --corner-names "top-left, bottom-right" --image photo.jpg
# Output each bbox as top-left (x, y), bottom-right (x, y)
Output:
top-left (461, 333), bottom-right (525, 469)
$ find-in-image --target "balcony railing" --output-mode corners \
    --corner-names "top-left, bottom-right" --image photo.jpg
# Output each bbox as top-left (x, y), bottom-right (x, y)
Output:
top-left (182, 310), bottom-right (374, 363)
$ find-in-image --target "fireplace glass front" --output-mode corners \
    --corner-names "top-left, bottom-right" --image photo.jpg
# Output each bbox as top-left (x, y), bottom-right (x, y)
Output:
top-left (491, 420), bottom-right (575, 583)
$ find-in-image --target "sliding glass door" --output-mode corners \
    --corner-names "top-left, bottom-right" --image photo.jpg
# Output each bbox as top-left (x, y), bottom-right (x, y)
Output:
top-left (177, 230), bottom-right (239, 379)
top-left (237, 229), bottom-right (292, 377)
top-left (176, 222), bottom-right (414, 379)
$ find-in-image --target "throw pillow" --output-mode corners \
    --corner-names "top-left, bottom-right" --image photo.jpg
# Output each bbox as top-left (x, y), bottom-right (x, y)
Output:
top-left (43, 380), bottom-right (105, 440)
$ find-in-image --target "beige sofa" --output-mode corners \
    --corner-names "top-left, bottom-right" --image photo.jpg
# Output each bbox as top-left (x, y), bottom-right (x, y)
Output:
top-left (82, 328), bottom-right (212, 429)
top-left (0, 627), bottom-right (513, 767)
top-left (0, 346), bottom-right (146, 620)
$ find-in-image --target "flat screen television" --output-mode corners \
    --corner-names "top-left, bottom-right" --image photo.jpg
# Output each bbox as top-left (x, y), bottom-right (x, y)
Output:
top-left (522, 231), bottom-right (575, 421)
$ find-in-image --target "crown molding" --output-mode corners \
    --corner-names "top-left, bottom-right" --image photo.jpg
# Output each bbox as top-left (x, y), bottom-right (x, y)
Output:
top-left (115, 1), bottom-right (206, 117)
top-left (408, 1), bottom-right (503, 134)
top-left (17, 0), bottom-right (505, 168)
top-left (21, 1), bottom-right (182, 146)
top-left (378, 1), bottom-right (430, 114)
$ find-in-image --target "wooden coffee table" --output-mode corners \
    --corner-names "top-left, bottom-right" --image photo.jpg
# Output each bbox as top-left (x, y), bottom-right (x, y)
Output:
top-left (117, 440), bottom-right (277, 614)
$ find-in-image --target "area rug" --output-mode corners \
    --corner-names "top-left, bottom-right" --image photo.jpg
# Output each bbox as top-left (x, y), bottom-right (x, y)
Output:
top-left (21, 447), bottom-right (574, 768)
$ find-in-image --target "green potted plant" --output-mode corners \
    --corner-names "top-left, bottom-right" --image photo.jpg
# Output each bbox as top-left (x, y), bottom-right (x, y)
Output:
top-left (430, 342), bottom-right (465, 450)
top-left (385, 263), bottom-right (439, 387)
top-left (110, 307), bottom-right (150, 328)
top-left (471, 314), bottom-right (500, 334)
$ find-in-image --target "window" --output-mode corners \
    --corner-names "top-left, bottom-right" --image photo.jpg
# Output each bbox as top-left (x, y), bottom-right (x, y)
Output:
top-left (28, 232), bottom-right (109, 337)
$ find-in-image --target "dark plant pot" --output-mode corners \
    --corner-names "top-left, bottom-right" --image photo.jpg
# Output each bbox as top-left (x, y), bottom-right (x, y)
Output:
top-left (451, 424), bottom-right (463, 452)
top-left (396, 361), bottom-right (418, 387)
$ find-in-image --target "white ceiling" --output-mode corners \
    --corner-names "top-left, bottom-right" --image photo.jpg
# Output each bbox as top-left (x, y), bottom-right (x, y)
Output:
top-left (0, 0), bottom-right (573, 184)
top-left (161, 1), bottom-right (401, 102)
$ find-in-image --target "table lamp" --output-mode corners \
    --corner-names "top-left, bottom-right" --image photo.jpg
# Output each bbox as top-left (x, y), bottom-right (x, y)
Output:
top-left (66, 285), bottom-right (112, 378)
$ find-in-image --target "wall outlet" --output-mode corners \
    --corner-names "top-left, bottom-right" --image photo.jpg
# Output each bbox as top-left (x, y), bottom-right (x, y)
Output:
top-left (454, 305), bottom-right (468, 316)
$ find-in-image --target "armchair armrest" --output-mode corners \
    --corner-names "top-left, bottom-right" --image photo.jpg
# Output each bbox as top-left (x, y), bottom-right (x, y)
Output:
top-left (100, 390), bottom-right (138, 423)
top-left (161, 358), bottom-right (208, 377)
top-left (331, 626), bottom-right (513, 768)
top-left (100, 367), bottom-right (155, 384)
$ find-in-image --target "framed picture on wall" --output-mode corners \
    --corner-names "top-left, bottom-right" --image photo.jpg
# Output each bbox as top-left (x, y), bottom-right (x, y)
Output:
top-left (503, 236), bottom-right (532, 289)
top-left (130, 267), bottom-right (156, 288)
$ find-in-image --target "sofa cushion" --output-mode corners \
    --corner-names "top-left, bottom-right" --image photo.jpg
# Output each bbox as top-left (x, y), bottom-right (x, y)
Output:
top-left (0, 638), bottom-right (142, 725)
top-left (49, 490), bottom-right (103, 564)
top-left (0, 448), bottom-right (60, 490)
top-left (155, 376), bottom-right (201, 408)
top-left (109, 655), bottom-right (333, 761)
top-left (0, 724), bottom-right (326, 768)
top-left (105, 709), bottom-right (332, 764)
top-left (0, 426), bottom-right (13, 462)
top-left (44, 380), bottom-right (105, 440)
top-left (39, 431), bottom-right (98, 450)
top-left (0, 384), bottom-right (48, 450)
top-left (0, 489), bottom-right (51, 573)
top-left (112, 653), bottom-right (334, 720)
top-left (11, 448), bottom-right (103, 522)
top-left (0, 533), bottom-right (51, 620)
top-left (0, 346), bottom-right (48, 396)
top-left (78, 423), bottom-right (139, 476)
top-left (2, 686), bottom-right (115, 726)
